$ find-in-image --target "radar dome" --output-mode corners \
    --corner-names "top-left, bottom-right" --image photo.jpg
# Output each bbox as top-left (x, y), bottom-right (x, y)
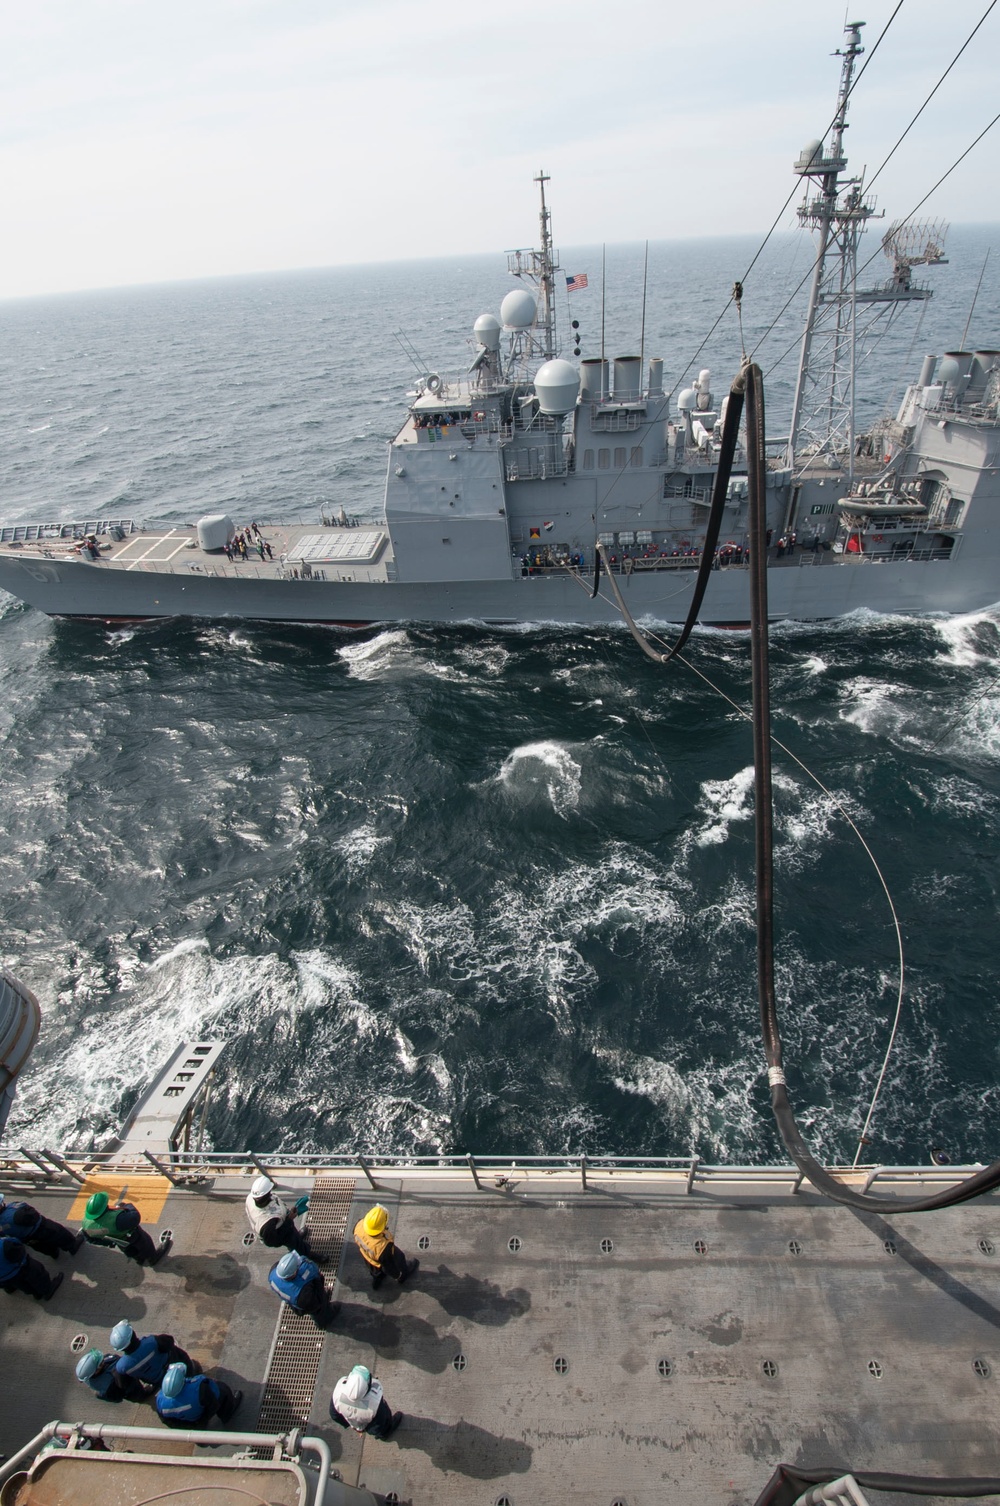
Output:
top-left (677, 387), bottom-right (696, 411)
top-left (534, 359), bottom-right (580, 416)
top-left (500, 289), bottom-right (537, 330)
top-left (796, 139), bottom-right (823, 169)
top-left (938, 356), bottom-right (961, 385)
top-left (474, 314), bottom-right (501, 351)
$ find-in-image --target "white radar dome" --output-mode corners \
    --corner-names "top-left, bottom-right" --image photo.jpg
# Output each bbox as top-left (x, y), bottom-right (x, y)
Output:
top-left (474, 314), bottom-right (501, 351)
top-left (677, 387), bottom-right (697, 411)
top-left (938, 357), bottom-right (961, 385)
top-left (534, 358), bottom-right (580, 416)
top-left (796, 139), bottom-right (823, 169)
top-left (500, 289), bottom-right (537, 330)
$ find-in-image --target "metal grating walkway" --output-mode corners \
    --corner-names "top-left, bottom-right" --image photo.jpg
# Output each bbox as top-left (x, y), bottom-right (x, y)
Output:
top-left (255, 1176), bottom-right (356, 1435)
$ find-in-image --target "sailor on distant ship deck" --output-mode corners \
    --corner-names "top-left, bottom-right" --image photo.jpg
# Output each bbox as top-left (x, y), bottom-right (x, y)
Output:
top-left (244, 1175), bottom-right (311, 1254)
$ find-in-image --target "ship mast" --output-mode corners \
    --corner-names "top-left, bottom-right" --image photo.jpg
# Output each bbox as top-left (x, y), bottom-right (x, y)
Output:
top-left (785, 21), bottom-right (875, 478)
top-left (506, 169), bottom-right (560, 363)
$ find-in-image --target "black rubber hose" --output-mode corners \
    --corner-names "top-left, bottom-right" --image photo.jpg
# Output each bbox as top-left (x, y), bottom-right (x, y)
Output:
top-left (743, 360), bottom-right (1000, 1213)
top-left (595, 374), bottom-right (746, 656)
top-left (753, 1463), bottom-right (1000, 1506)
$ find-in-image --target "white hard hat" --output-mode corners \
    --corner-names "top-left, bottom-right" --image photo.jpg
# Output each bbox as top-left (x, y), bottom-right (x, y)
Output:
top-left (340, 1365), bottom-right (371, 1402)
top-left (251, 1175), bottom-right (275, 1201)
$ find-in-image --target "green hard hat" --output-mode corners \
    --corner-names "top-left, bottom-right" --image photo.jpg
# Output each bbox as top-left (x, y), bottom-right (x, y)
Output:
top-left (86, 1191), bottom-right (109, 1217)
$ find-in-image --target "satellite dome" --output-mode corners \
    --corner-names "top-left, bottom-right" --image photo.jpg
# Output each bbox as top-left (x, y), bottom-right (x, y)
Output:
top-left (534, 358), bottom-right (580, 416)
top-left (474, 314), bottom-right (501, 351)
top-left (500, 290), bottom-right (537, 330)
top-left (797, 139), bottom-right (824, 169)
top-left (938, 356), bottom-right (961, 385)
top-left (677, 387), bottom-right (697, 411)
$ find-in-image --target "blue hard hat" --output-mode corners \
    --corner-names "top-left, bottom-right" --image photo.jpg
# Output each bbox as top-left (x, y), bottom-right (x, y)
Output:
top-left (276, 1251), bottom-right (300, 1279)
top-left (76, 1348), bottom-right (103, 1382)
top-left (110, 1320), bottom-right (134, 1353)
top-left (161, 1362), bottom-right (187, 1398)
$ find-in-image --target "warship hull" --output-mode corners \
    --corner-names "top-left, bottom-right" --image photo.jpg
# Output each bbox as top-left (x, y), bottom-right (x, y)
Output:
top-left (0, 535), bottom-right (996, 627)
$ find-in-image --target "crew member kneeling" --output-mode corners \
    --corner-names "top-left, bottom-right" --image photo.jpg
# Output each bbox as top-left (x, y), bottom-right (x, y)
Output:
top-left (155, 1362), bottom-right (242, 1429)
top-left (245, 1176), bottom-right (310, 1254)
top-left (82, 1191), bottom-right (171, 1266)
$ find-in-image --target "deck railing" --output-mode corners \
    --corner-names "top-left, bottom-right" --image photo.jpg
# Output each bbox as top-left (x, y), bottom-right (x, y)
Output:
top-left (1, 1146), bottom-right (984, 1197)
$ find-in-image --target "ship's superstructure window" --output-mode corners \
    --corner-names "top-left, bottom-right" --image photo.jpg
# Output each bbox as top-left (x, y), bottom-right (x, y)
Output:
top-left (583, 449), bottom-right (594, 470)
top-left (614, 447), bottom-right (626, 468)
top-left (598, 449), bottom-right (610, 469)
top-left (631, 446), bottom-right (643, 467)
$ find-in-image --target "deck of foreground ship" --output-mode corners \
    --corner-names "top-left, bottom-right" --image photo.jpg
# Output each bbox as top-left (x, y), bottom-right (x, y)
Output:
top-left (2, 1158), bottom-right (1000, 1503)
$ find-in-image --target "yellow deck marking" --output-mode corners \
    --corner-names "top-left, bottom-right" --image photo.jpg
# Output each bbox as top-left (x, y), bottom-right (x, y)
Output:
top-left (70, 1173), bottom-right (171, 1225)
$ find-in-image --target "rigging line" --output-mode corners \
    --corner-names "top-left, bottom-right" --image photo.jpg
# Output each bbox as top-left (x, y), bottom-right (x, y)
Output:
top-left (961, 249), bottom-right (991, 349)
top-left (668, 2), bottom-right (906, 401)
top-left (649, 640), bottom-right (906, 1169)
top-left (865, 0), bottom-right (999, 195)
top-left (853, 106), bottom-right (1000, 286)
top-left (927, 662), bottom-right (1000, 750)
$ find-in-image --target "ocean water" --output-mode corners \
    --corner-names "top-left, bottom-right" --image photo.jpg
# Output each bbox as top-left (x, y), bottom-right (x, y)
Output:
top-left (1, 226), bottom-right (1000, 1167)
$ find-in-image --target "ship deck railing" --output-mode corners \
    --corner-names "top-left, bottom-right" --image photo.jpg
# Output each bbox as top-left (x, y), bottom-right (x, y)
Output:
top-left (1, 1146), bottom-right (984, 1199)
top-left (0, 518), bottom-right (140, 544)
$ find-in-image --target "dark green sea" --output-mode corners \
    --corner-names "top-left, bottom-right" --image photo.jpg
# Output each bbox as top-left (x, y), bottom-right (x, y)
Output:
top-left (1, 229), bottom-right (999, 1167)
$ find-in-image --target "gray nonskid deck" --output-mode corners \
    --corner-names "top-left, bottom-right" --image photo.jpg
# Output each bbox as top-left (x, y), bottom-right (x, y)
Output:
top-left (3, 1173), bottom-right (1000, 1503)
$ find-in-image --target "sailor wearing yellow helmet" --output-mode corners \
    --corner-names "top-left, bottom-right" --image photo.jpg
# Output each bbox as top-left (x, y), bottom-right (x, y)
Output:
top-left (352, 1204), bottom-right (418, 1290)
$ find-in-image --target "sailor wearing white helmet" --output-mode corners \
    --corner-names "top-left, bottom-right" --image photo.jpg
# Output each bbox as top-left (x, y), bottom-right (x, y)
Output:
top-left (244, 1175), bottom-right (310, 1253)
top-left (329, 1365), bottom-right (402, 1440)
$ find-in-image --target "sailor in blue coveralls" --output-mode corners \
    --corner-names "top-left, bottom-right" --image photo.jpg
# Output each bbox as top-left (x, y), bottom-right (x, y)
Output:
top-left (154, 1362), bottom-right (242, 1429)
top-left (0, 1235), bottom-right (63, 1301)
top-left (267, 1249), bottom-right (336, 1327)
top-left (75, 1347), bottom-right (146, 1403)
top-left (0, 1195), bottom-right (85, 1259)
top-left (110, 1320), bottom-right (201, 1394)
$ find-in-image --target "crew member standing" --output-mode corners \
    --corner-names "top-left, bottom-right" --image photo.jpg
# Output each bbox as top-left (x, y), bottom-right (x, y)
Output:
top-left (244, 1176), bottom-right (310, 1254)
top-left (0, 1194), bottom-right (85, 1259)
top-left (81, 1191), bottom-right (171, 1266)
top-left (0, 1235), bottom-right (63, 1302)
top-left (267, 1250), bottom-right (336, 1327)
top-left (329, 1365), bottom-right (402, 1439)
top-left (353, 1205), bottom-right (418, 1289)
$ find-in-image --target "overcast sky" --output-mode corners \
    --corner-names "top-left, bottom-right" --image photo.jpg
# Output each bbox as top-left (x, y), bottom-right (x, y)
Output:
top-left (1, 0), bottom-right (997, 298)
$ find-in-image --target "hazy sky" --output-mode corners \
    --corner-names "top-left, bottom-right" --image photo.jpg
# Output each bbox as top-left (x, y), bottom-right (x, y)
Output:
top-left (1, 0), bottom-right (997, 298)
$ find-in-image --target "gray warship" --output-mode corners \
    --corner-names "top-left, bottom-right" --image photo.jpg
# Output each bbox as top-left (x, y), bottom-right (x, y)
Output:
top-left (1, 23), bottom-right (997, 629)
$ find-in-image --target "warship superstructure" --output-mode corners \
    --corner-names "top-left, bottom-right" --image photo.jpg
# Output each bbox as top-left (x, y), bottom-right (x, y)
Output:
top-left (0, 24), bottom-right (997, 629)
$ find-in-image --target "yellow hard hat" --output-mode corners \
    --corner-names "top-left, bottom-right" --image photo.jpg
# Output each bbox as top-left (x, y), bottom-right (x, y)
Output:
top-left (364, 1205), bottom-right (388, 1236)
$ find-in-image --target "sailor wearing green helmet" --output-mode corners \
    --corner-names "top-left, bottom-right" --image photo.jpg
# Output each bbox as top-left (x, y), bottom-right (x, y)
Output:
top-left (81, 1190), bottom-right (171, 1265)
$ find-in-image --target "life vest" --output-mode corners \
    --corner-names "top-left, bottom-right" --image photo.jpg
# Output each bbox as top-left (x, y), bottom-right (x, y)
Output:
top-left (244, 1191), bottom-right (289, 1238)
top-left (0, 1237), bottom-right (27, 1284)
top-left (268, 1256), bottom-right (321, 1310)
top-left (116, 1334), bottom-right (173, 1386)
top-left (83, 1203), bottom-right (140, 1249)
top-left (353, 1218), bottom-right (391, 1269)
top-left (331, 1375), bottom-right (383, 1430)
top-left (156, 1376), bottom-right (219, 1427)
top-left (0, 1202), bottom-right (41, 1239)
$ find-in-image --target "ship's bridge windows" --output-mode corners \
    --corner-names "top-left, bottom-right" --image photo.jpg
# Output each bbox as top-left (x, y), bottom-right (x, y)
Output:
top-left (630, 445), bottom-right (644, 467)
top-left (598, 448), bottom-right (610, 469)
top-left (614, 446), bottom-right (627, 468)
top-left (583, 449), bottom-right (594, 470)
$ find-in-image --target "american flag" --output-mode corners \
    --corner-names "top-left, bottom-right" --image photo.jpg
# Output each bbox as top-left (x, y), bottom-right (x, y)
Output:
top-left (565, 272), bottom-right (588, 292)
